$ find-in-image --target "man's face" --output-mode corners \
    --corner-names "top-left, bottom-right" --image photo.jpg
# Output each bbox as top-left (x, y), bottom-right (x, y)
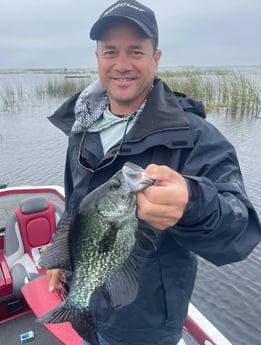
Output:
top-left (96, 21), bottom-right (161, 114)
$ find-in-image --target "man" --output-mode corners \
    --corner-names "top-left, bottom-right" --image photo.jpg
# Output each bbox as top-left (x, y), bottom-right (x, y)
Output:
top-left (47, 1), bottom-right (261, 344)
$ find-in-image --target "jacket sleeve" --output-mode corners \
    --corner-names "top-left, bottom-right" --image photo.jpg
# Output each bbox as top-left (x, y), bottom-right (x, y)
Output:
top-left (172, 117), bottom-right (261, 266)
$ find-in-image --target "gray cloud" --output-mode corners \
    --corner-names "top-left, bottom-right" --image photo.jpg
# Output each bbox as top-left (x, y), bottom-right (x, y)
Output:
top-left (0, 0), bottom-right (260, 69)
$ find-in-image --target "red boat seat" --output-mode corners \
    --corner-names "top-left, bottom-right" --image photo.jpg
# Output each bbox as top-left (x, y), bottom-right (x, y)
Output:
top-left (4, 196), bottom-right (63, 297)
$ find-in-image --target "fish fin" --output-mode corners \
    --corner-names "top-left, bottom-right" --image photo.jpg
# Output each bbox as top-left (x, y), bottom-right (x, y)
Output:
top-left (36, 300), bottom-right (99, 345)
top-left (38, 219), bottom-right (72, 271)
top-left (102, 253), bottom-right (141, 309)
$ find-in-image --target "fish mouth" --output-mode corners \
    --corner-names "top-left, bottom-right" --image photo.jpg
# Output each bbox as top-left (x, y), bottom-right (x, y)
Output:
top-left (135, 172), bottom-right (155, 191)
top-left (122, 162), bottom-right (154, 192)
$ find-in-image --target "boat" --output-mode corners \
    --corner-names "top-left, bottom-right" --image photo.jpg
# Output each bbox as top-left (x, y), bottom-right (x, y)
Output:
top-left (0, 185), bottom-right (232, 345)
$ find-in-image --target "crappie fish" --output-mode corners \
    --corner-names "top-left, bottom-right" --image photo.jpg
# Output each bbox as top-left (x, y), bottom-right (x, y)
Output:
top-left (37, 162), bottom-right (154, 345)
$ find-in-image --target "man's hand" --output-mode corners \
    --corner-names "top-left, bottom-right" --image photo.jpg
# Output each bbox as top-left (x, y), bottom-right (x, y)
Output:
top-left (47, 269), bottom-right (66, 292)
top-left (137, 164), bottom-right (189, 230)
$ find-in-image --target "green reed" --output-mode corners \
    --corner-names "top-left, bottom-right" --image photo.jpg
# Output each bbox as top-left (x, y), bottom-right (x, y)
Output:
top-left (0, 76), bottom-right (91, 111)
top-left (0, 84), bottom-right (25, 109)
top-left (1, 70), bottom-right (260, 117)
top-left (158, 69), bottom-right (261, 117)
top-left (35, 77), bottom-right (90, 100)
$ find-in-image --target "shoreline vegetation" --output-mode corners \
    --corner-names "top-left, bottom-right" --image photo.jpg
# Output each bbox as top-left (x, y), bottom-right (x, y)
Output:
top-left (0, 67), bottom-right (260, 117)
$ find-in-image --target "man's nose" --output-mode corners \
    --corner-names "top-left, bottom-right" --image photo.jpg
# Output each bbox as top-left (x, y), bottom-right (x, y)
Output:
top-left (114, 52), bottom-right (132, 72)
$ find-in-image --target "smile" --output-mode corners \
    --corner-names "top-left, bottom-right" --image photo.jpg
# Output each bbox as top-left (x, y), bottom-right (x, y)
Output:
top-left (112, 77), bottom-right (136, 82)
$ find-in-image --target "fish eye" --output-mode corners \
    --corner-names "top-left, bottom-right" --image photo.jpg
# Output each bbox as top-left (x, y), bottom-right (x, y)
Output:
top-left (109, 179), bottom-right (121, 191)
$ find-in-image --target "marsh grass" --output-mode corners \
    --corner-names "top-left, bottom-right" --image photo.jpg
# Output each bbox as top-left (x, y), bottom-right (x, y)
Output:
top-left (0, 69), bottom-right (260, 117)
top-left (35, 77), bottom-right (89, 100)
top-left (0, 84), bottom-right (25, 109)
top-left (158, 69), bottom-right (261, 117)
top-left (0, 76), bottom-right (91, 111)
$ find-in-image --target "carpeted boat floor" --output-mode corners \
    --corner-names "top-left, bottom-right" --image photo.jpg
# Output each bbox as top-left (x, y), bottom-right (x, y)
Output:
top-left (0, 312), bottom-right (63, 345)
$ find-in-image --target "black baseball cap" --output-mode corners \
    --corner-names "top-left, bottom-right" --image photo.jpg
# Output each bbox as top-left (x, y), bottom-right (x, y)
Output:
top-left (90, 0), bottom-right (159, 47)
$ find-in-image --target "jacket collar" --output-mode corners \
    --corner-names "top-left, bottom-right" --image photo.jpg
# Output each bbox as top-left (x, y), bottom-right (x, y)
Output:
top-left (126, 78), bottom-right (189, 141)
top-left (48, 77), bottom-right (206, 137)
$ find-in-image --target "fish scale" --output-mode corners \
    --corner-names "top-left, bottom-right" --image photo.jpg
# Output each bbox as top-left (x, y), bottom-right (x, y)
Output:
top-left (37, 162), bottom-right (154, 345)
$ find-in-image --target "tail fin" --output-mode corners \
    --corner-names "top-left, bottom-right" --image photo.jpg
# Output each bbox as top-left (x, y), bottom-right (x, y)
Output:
top-left (36, 300), bottom-right (99, 345)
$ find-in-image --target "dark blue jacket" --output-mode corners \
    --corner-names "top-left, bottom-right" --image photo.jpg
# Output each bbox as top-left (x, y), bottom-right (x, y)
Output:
top-left (49, 78), bottom-right (261, 345)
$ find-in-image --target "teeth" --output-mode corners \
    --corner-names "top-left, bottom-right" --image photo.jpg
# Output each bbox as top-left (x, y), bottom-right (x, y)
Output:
top-left (115, 78), bottom-right (131, 82)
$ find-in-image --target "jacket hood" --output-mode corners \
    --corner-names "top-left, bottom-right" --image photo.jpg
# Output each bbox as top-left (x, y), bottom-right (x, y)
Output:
top-left (174, 90), bottom-right (206, 119)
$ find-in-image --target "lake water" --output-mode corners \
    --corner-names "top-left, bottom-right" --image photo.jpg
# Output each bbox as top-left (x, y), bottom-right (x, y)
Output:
top-left (0, 68), bottom-right (261, 345)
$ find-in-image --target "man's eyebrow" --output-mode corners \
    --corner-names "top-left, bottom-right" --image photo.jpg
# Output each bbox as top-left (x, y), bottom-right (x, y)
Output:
top-left (129, 44), bottom-right (145, 50)
top-left (100, 44), bottom-right (116, 50)
top-left (100, 43), bottom-right (145, 50)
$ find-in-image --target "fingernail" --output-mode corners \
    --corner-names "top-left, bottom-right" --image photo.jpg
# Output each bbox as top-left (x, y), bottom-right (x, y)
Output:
top-left (49, 286), bottom-right (55, 292)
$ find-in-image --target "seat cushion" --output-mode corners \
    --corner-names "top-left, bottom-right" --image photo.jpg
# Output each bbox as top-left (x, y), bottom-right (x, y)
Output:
top-left (10, 253), bottom-right (39, 297)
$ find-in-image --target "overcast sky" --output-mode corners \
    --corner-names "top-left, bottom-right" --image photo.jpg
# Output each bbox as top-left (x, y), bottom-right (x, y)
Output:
top-left (1, 0), bottom-right (260, 70)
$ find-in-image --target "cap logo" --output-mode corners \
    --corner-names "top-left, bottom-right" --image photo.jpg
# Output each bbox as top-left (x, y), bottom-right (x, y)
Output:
top-left (103, 2), bottom-right (146, 17)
